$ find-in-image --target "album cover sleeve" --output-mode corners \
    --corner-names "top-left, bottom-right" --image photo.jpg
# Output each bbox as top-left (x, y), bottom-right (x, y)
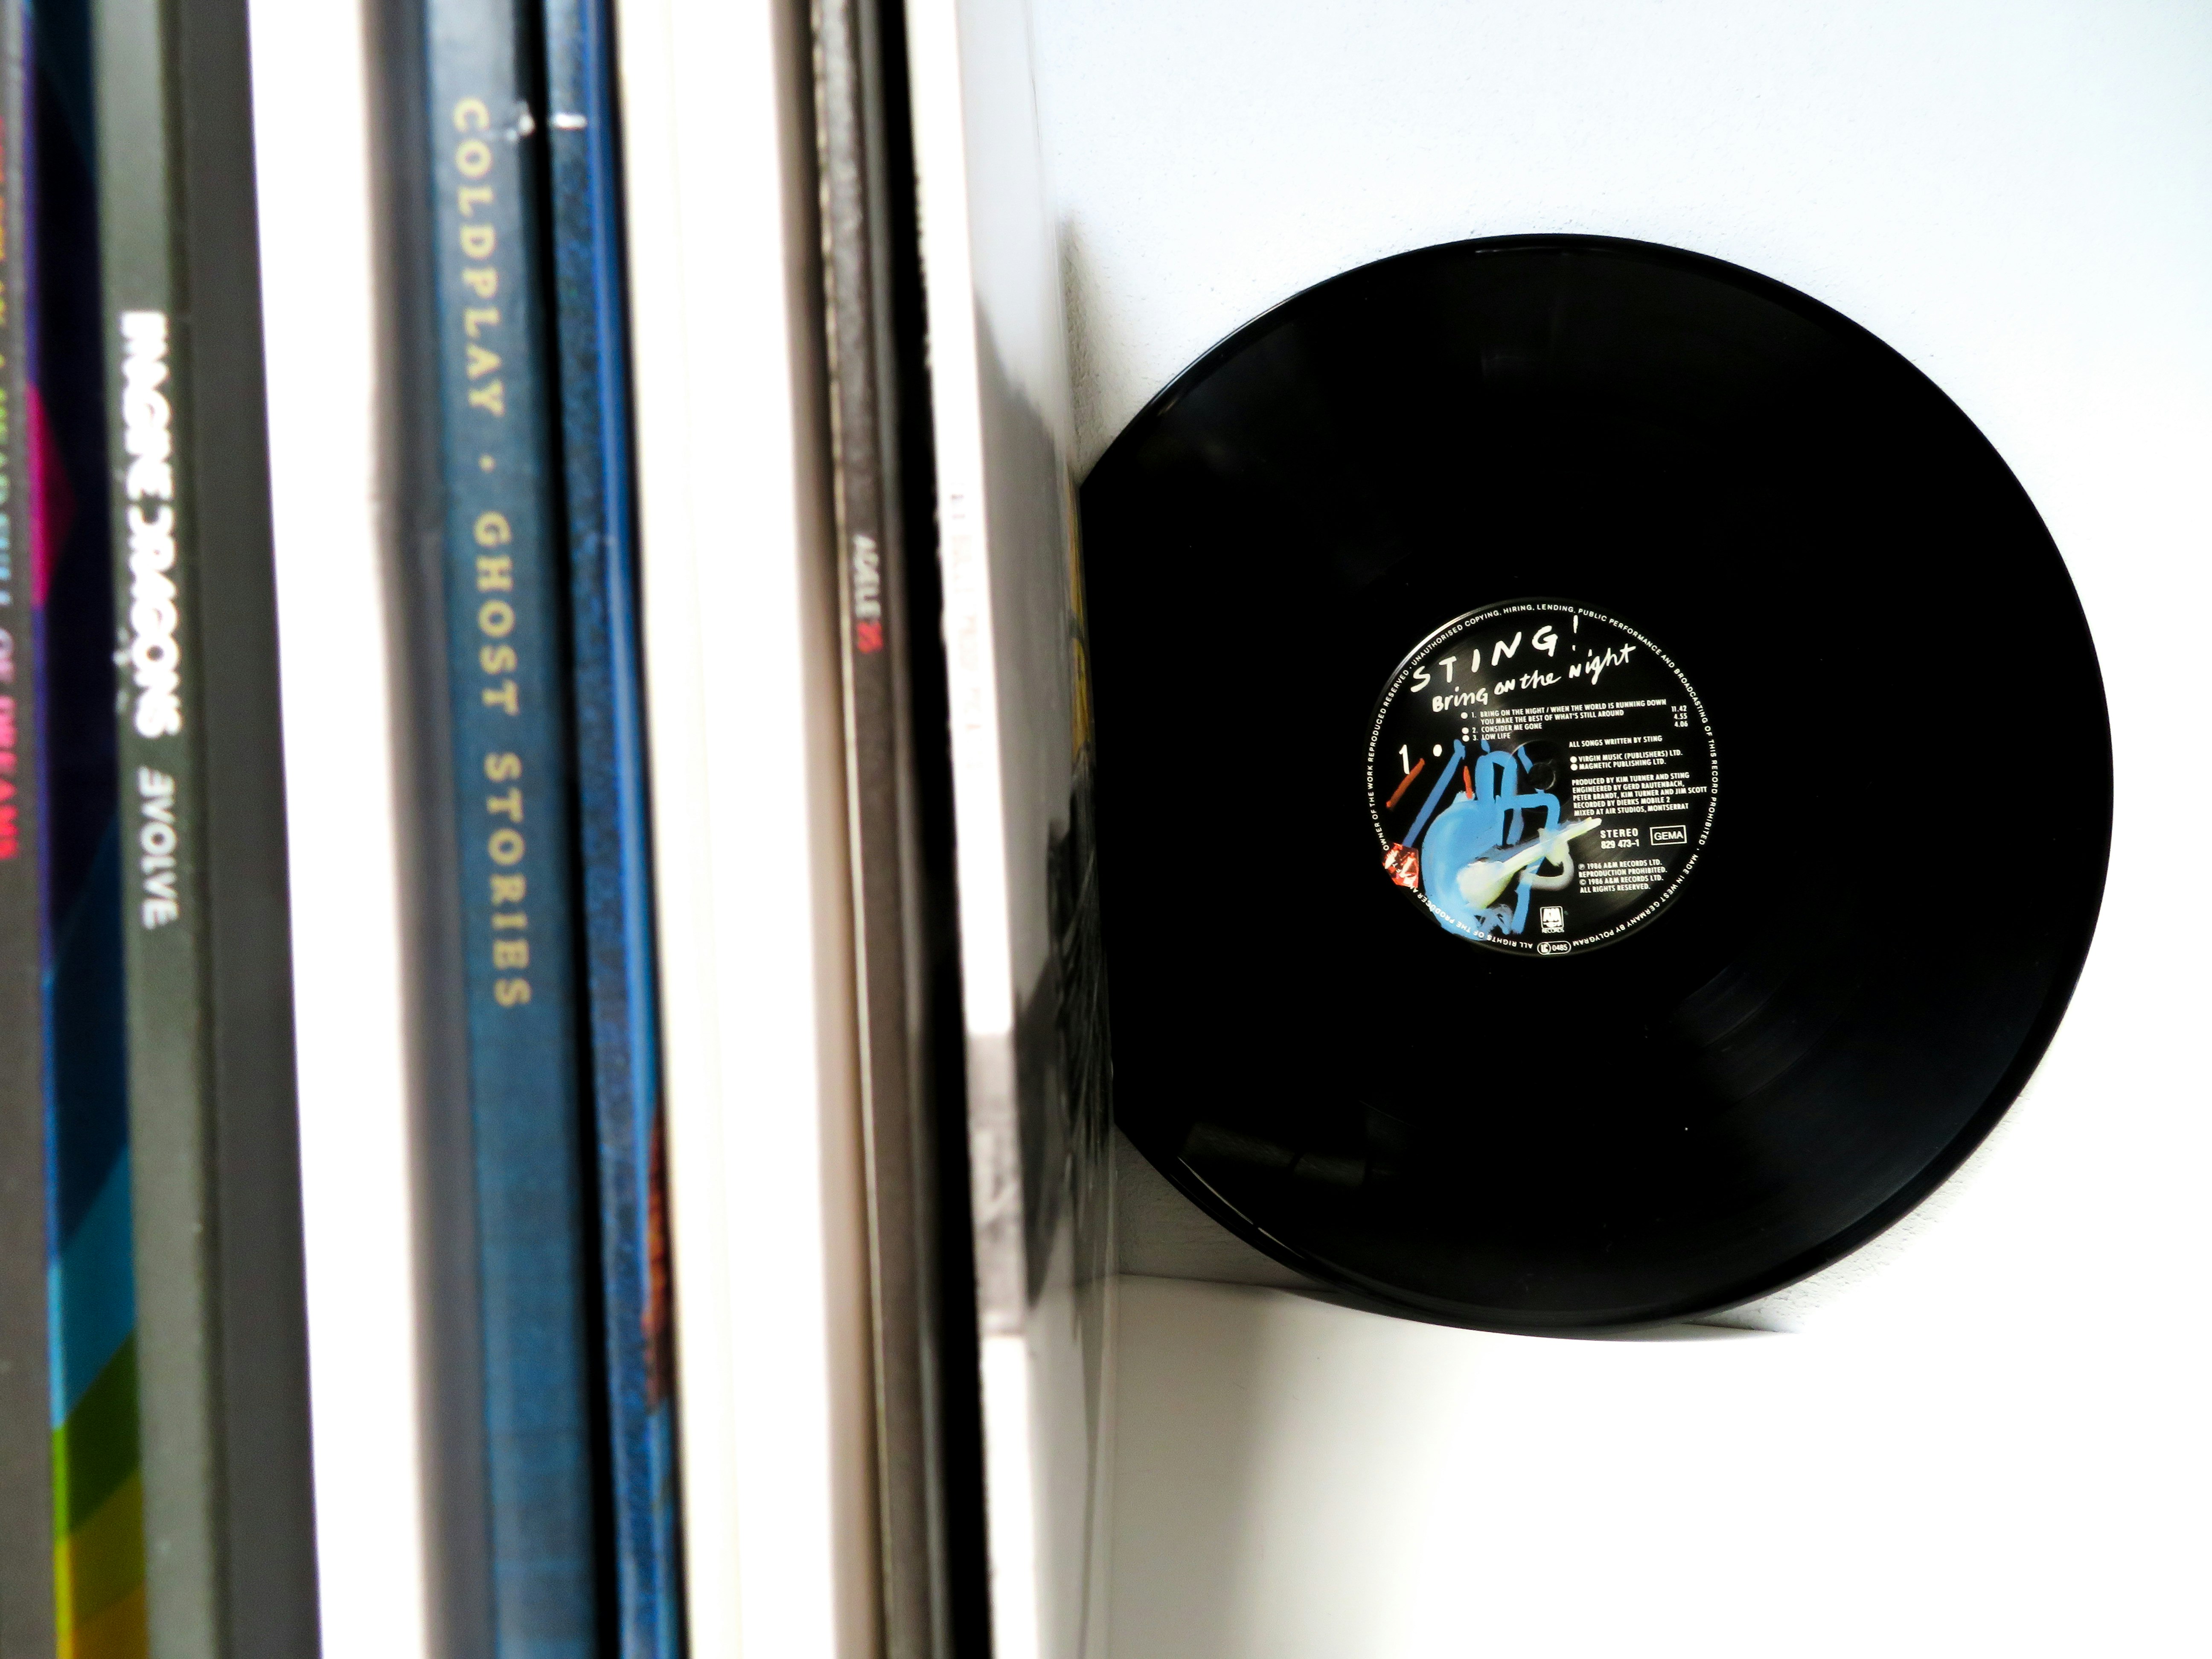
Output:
top-left (403, 0), bottom-right (604, 1647)
top-left (90, 0), bottom-right (224, 1633)
top-left (88, 0), bottom-right (317, 1645)
top-left (904, 0), bottom-right (1115, 1650)
top-left (0, 0), bottom-right (52, 1643)
top-left (33, 1), bottom-right (143, 1649)
top-left (814, 0), bottom-right (986, 1647)
top-left (540, 0), bottom-right (685, 1648)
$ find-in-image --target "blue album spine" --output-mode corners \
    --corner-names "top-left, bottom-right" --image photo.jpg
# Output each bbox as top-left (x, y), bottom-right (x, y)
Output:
top-left (539, 0), bottom-right (684, 1651)
top-left (421, 0), bottom-right (600, 1650)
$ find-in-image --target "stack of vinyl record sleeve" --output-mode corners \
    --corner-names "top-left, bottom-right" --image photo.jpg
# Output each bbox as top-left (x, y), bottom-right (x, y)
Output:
top-left (381, 0), bottom-right (695, 1653)
top-left (2, 0), bottom-right (701, 1651)
top-left (2, 0), bottom-right (1070, 1643)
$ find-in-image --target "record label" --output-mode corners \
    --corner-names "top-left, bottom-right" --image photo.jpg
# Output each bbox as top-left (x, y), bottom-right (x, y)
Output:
top-left (1365, 601), bottom-right (1717, 953)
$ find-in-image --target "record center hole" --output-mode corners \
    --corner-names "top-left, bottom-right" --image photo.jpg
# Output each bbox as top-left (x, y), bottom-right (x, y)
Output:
top-left (1516, 739), bottom-right (1563, 794)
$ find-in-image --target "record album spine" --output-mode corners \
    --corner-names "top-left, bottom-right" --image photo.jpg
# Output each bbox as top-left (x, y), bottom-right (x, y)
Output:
top-left (172, 0), bottom-right (320, 1635)
top-left (538, 0), bottom-right (682, 1649)
top-left (812, 0), bottom-right (955, 1649)
top-left (421, 0), bottom-right (601, 1647)
top-left (36, 0), bottom-right (147, 1649)
top-left (0, 0), bottom-right (54, 1639)
top-left (91, 0), bottom-right (223, 1648)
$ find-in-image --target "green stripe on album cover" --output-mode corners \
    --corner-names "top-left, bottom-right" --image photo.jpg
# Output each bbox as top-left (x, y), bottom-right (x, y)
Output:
top-left (52, 1338), bottom-right (146, 1659)
top-left (51, 1336), bottom-right (139, 1537)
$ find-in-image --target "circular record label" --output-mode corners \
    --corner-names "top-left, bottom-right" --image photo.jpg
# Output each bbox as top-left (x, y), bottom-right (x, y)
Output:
top-left (1365, 602), bottom-right (1718, 955)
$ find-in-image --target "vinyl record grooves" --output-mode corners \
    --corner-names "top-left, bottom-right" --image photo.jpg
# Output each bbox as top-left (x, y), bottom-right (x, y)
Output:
top-left (1081, 236), bottom-right (2110, 1332)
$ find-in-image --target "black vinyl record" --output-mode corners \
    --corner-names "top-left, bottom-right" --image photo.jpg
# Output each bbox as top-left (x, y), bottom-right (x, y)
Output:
top-left (1080, 236), bottom-right (2110, 1332)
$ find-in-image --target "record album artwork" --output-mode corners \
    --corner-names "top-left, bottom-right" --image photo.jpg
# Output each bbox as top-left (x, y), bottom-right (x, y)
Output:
top-left (1081, 235), bottom-right (2110, 1331)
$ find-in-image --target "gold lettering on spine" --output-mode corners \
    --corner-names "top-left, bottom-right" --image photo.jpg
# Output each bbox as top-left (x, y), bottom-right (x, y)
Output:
top-left (455, 95), bottom-right (530, 1007)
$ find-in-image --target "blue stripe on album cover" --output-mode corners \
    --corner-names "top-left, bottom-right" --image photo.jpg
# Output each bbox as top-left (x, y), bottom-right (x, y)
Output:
top-left (541, 0), bottom-right (684, 1648)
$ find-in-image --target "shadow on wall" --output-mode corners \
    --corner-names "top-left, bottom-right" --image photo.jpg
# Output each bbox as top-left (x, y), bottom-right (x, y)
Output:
top-left (1112, 1126), bottom-right (1788, 1336)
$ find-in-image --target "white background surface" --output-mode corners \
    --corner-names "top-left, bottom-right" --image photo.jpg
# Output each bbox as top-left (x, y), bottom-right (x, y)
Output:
top-left (247, 2), bottom-right (429, 1655)
top-left (1031, 3), bottom-right (2212, 1653)
top-left (620, 0), bottom-right (881, 1653)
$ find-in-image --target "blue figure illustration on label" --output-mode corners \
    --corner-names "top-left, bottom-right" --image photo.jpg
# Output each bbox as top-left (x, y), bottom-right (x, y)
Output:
top-left (1386, 737), bottom-right (1602, 939)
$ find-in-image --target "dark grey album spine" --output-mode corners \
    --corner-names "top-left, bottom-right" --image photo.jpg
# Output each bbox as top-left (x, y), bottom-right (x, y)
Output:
top-left (93, 0), bottom-right (319, 1646)
top-left (91, 0), bottom-right (223, 1647)
top-left (812, 0), bottom-right (965, 1648)
top-left (172, 0), bottom-right (321, 1643)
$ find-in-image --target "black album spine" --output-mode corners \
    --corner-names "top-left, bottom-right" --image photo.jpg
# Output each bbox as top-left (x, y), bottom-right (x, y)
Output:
top-left (0, 0), bottom-right (53, 1639)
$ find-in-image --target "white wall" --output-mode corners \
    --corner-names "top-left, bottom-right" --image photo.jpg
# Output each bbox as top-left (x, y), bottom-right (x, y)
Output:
top-left (1111, 1276), bottom-right (2204, 1659)
top-left (1035, 3), bottom-right (2212, 1651)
